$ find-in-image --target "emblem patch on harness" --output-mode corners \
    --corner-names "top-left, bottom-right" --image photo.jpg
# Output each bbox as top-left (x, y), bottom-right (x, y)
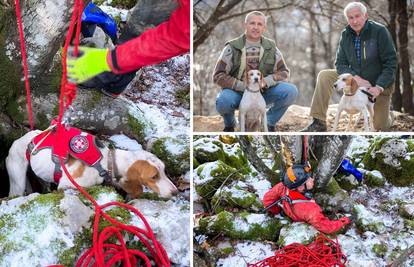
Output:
top-left (70, 135), bottom-right (89, 153)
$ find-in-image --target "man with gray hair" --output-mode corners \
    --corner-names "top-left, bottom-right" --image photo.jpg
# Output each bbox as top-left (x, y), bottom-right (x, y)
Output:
top-left (213, 11), bottom-right (298, 132)
top-left (302, 2), bottom-right (397, 131)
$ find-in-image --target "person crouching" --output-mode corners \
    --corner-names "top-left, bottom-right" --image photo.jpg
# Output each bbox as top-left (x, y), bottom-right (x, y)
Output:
top-left (263, 164), bottom-right (350, 234)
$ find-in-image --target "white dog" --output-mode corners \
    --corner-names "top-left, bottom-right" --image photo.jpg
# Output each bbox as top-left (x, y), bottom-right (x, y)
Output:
top-left (7, 130), bottom-right (178, 198)
top-left (332, 73), bottom-right (375, 131)
top-left (239, 69), bottom-right (268, 132)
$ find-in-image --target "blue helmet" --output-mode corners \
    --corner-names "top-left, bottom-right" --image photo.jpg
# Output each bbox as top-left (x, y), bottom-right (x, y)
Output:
top-left (82, 2), bottom-right (118, 43)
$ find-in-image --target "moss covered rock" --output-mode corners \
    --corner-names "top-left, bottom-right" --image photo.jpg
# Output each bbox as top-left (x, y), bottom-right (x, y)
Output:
top-left (362, 138), bottom-right (414, 186)
top-left (353, 204), bottom-right (385, 234)
top-left (336, 174), bottom-right (359, 191)
top-left (194, 160), bottom-right (244, 200)
top-left (193, 137), bottom-right (225, 164)
top-left (197, 211), bottom-right (282, 241)
top-left (150, 136), bottom-right (190, 177)
top-left (364, 170), bottom-right (385, 187)
top-left (372, 242), bottom-right (388, 257)
top-left (278, 222), bottom-right (319, 246)
top-left (399, 202), bottom-right (414, 220)
top-left (222, 143), bottom-right (250, 174)
top-left (211, 181), bottom-right (263, 212)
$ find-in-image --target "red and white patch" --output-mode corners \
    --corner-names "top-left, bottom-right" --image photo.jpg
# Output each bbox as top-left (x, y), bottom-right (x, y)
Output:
top-left (70, 135), bottom-right (89, 154)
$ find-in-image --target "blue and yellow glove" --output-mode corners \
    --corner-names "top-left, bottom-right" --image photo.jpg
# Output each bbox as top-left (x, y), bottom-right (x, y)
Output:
top-left (66, 46), bottom-right (111, 83)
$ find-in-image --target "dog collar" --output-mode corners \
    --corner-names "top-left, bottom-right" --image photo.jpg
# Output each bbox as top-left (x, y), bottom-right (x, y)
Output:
top-left (360, 89), bottom-right (376, 103)
top-left (245, 87), bottom-right (261, 93)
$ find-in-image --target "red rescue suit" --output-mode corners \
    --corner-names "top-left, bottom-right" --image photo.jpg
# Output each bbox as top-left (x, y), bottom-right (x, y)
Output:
top-left (108, 0), bottom-right (190, 74)
top-left (263, 182), bottom-right (350, 234)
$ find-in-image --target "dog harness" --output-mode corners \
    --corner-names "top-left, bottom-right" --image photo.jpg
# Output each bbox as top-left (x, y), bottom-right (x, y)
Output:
top-left (264, 188), bottom-right (314, 212)
top-left (26, 125), bottom-right (111, 183)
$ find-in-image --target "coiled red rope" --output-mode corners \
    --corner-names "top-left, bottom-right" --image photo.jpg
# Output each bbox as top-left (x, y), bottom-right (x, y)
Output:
top-left (248, 234), bottom-right (347, 267)
top-left (16, 0), bottom-right (171, 266)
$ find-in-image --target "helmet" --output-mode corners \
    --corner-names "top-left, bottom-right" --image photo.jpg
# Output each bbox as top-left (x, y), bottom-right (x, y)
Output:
top-left (282, 164), bottom-right (312, 189)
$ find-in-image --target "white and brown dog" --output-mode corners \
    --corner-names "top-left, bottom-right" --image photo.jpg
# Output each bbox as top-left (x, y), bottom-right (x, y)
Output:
top-left (6, 130), bottom-right (178, 198)
top-left (332, 73), bottom-right (375, 131)
top-left (239, 69), bottom-right (268, 132)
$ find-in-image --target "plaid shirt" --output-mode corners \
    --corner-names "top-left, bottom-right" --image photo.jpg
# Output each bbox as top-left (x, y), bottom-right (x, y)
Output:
top-left (353, 35), bottom-right (362, 65)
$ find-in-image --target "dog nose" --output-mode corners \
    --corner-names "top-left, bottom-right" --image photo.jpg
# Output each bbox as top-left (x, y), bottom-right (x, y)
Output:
top-left (333, 83), bottom-right (337, 89)
top-left (254, 77), bottom-right (259, 82)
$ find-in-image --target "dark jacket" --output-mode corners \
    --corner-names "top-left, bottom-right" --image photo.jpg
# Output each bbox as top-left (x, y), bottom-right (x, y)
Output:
top-left (335, 20), bottom-right (397, 90)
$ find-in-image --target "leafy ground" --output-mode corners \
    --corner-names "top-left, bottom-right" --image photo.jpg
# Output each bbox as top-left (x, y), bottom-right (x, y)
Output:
top-left (193, 104), bottom-right (414, 132)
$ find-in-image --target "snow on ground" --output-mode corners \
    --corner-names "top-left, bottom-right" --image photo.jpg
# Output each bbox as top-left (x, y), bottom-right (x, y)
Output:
top-left (109, 134), bottom-right (143, 150)
top-left (126, 55), bottom-right (190, 141)
top-left (129, 198), bottom-right (190, 266)
top-left (346, 135), bottom-right (371, 157)
top-left (99, 5), bottom-right (129, 21)
top-left (216, 241), bottom-right (274, 267)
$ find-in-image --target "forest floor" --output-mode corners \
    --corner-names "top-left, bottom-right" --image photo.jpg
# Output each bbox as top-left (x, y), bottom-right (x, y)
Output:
top-left (193, 104), bottom-right (414, 132)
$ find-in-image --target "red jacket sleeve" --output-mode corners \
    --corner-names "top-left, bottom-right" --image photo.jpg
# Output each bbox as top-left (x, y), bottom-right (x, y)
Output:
top-left (262, 183), bottom-right (284, 215)
top-left (108, 0), bottom-right (190, 74)
top-left (301, 203), bottom-right (348, 234)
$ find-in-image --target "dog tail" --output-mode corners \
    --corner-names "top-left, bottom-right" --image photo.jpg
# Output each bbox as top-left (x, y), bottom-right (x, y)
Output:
top-left (7, 131), bottom-right (39, 196)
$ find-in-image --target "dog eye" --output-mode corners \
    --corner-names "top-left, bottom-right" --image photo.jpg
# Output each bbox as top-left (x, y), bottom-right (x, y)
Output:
top-left (152, 174), bottom-right (159, 180)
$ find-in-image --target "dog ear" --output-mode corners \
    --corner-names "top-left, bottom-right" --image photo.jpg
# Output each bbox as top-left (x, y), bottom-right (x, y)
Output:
top-left (260, 71), bottom-right (266, 89)
top-left (351, 77), bottom-right (358, 93)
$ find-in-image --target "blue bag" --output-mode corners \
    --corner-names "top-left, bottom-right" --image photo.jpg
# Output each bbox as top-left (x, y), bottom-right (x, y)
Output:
top-left (82, 2), bottom-right (118, 43)
top-left (338, 158), bottom-right (364, 182)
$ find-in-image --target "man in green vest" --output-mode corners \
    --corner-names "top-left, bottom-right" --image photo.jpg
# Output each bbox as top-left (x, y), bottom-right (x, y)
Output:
top-left (213, 11), bottom-right (298, 132)
top-left (302, 2), bottom-right (397, 132)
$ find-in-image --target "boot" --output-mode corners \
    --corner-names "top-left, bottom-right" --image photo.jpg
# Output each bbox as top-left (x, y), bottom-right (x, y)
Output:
top-left (301, 118), bottom-right (327, 132)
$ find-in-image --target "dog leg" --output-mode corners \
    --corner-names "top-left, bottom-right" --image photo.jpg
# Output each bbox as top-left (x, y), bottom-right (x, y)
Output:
top-left (353, 112), bottom-right (363, 130)
top-left (240, 111), bottom-right (246, 132)
top-left (6, 145), bottom-right (29, 196)
top-left (346, 114), bottom-right (353, 131)
top-left (332, 108), bottom-right (343, 131)
top-left (367, 104), bottom-right (375, 131)
top-left (263, 112), bottom-right (268, 132)
top-left (362, 107), bottom-right (370, 131)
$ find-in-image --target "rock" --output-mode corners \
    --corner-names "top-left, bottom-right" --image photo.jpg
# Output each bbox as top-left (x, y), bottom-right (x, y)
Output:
top-left (129, 198), bottom-right (190, 266)
top-left (372, 242), bottom-right (388, 257)
top-left (362, 138), bottom-right (414, 186)
top-left (278, 222), bottom-right (319, 246)
top-left (193, 137), bottom-right (225, 164)
top-left (399, 202), bottom-right (414, 220)
top-left (197, 211), bottom-right (281, 241)
top-left (0, 187), bottom-right (122, 266)
top-left (194, 160), bottom-right (244, 200)
top-left (353, 204), bottom-right (386, 233)
top-left (215, 241), bottom-right (274, 267)
top-left (211, 181), bottom-right (263, 212)
top-left (150, 136), bottom-right (190, 177)
top-left (336, 174), bottom-right (360, 191)
top-left (365, 170), bottom-right (385, 187)
top-left (193, 137), bottom-right (249, 173)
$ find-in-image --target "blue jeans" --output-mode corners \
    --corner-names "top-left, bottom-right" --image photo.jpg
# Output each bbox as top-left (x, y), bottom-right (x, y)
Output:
top-left (216, 82), bottom-right (298, 128)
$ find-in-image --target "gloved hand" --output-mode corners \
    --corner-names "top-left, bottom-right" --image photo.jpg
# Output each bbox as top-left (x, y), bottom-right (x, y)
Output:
top-left (66, 46), bottom-right (111, 83)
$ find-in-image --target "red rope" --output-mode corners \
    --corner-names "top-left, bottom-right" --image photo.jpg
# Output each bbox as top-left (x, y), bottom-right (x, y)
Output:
top-left (14, 0), bottom-right (34, 130)
top-left (16, 0), bottom-right (171, 265)
top-left (248, 234), bottom-right (347, 267)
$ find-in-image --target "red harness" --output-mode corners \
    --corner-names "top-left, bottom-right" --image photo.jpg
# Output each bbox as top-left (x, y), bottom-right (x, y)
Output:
top-left (26, 125), bottom-right (103, 183)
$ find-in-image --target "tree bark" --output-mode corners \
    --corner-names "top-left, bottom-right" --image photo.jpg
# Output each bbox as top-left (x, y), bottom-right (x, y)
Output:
top-left (397, 0), bottom-right (413, 114)
top-left (388, 0), bottom-right (402, 111)
top-left (238, 135), bottom-right (280, 185)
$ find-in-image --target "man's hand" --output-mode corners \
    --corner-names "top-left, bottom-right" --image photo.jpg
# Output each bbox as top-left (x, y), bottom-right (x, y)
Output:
top-left (368, 86), bottom-right (383, 98)
top-left (66, 46), bottom-right (111, 84)
top-left (354, 75), bottom-right (371, 88)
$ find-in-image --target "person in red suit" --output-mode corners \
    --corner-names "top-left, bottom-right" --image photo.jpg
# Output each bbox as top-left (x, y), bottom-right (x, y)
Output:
top-left (67, 0), bottom-right (190, 96)
top-left (263, 164), bottom-right (351, 234)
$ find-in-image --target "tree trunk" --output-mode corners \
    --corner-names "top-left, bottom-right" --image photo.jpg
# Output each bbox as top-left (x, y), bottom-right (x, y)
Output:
top-left (388, 0), bottom-right (402, 111)
top-left (313, 135), bottom-right (352, 190)
top-left (397, 0), bottom-right (413, 114)
top-left (119, 0), bottom-right (177, 42)
top-left (238, 135), bottom-right (280, 185)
